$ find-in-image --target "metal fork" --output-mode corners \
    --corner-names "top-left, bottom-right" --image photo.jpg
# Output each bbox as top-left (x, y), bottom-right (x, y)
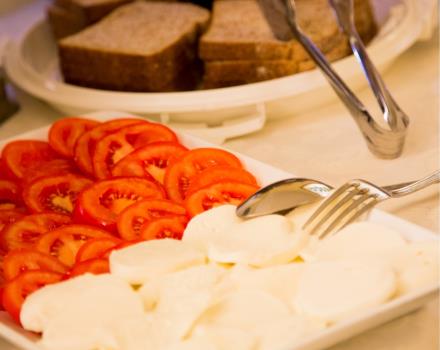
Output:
top-left (303, 170), bottom-right (440, 239)
top-left (258, 0), bottom-right (409, 159)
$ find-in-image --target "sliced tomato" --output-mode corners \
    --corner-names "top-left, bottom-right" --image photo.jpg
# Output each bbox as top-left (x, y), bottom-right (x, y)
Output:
top-left (1, 141), bottom-right (61, 180)
top-left (48, 117), bottom-right (100, 158)
top-left (164, 148), bottom-right (243, 202)
top-left (73, 177), bottom-right (165, 232)
top-left (22, 159), bottom-right (79, 185)
top-left (184, 181), bottom-right (259, 217)
top-left (0, 213), bottom-right (71, 252)
top-left (73, 118), bottom-right (143, 176)
top-left (75, 237), bottom-right (121, 263)
top-left (187, 165), bottom-right (258, 194)
top-left (0, 210), bottom-right (25, 233)
top-left (69, 258), bottom-right (109, 278)
top-left (117, 199), bottom-right (186, 240)
top-left (0, 158), bottom-right (14, 180)
top-left (35, 224), bottom-right (112, 266)
top-left (2, 270), bottom-right (63, 323)
top-left (22, 174), bottom-right (92, 214)
top-left (100, 240), bottom-right (141, 259)
top-left (2, 249), bottom-right (68, 281)
top-left (111, 141), bottom-right (188, 183)
top-left (92, 122), bottom-right (178, 179)
top-left (140, 216), bottom-right (188, 241)
top-left (0, 180), bottom-right (23, 210)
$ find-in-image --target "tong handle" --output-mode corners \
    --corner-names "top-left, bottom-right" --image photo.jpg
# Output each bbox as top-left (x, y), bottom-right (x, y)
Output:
top-left (329, 0), bottom-right (409, 131)
top-left (283, 0), bottom-right (409, 159)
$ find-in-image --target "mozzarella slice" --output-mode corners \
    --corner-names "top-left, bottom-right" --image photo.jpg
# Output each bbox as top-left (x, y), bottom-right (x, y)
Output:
top-left (184, 205), bottom-right (306, 267)
top-left (304, 221), bottom-right (408, 264)
top-left (140, 264), bottom-right (226, 344)
top-left (197, 290), bottom-right (291, 331)
top-left (252, 315), bottom-right (325, 350)
top-left (224, 263), bottom-right (303, 305)
top-left (110, 239), bottom-right (206, 285)
top-left (188, 325), bottom-right (256, 350)
top-left (292, 260), bottom-right (396, 323)
top-left (397, 241), bottom-right (439, 294)
top-left (21, 274), bottom-right (145, 350)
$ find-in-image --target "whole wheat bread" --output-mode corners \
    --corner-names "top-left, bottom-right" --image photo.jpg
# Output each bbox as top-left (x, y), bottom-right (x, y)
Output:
top-left (58, 1), bottom-right (210, 92)
top-left (48, 0), bottom-right (134, 38)
top-left (200, 0), bottom-right (377, 88)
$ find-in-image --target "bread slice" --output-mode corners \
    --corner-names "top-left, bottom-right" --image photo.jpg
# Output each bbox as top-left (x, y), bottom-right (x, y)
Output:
top-left (199, 0), bottom-right (377, 62)
top-left (58, 1), bottom-right (210, 92)
top-left (48, 0), bottom-right (134, 38)
top-left (202, 38), bottom-right (350, 89)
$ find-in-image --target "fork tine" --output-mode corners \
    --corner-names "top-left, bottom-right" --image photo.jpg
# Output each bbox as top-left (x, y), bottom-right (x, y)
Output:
top-left (337, 195), bottom-right (379, 230)
top-left (303, 183), bottom-right (359, 235)
top-left (317, 192), bottom-right (374, 239)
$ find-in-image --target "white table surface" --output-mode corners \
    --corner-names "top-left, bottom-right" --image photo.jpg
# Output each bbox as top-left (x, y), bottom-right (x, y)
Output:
top-left (0, 1), bottom-right (439, 349)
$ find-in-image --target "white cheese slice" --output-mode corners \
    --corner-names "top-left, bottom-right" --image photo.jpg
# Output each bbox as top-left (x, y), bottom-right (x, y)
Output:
top-left (304, 221), bottom-right (408, 264)
top-left (188, 325), bottom-right (256, 350)
top-left (141, 264), bottom-right (226, 345)
top-left (252, 315), bottom-right (325, 350)
top-left (183, 205), bottom-right (306, 267)
top-left (196, 290), bottom-right (291, 331)
top-left (21, 274), bottom-right (145, 350)
top-left (110, 238), bottom-right (206, 285)
top-left (397, 241), bottom-right (439, 294)
top-left (292, 260), bottom-right (396, 323)
top-left (223, 263), bottom-right (303, 305)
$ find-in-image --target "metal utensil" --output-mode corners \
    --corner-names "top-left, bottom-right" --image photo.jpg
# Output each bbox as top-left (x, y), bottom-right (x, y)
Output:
top-left (303, 170), bottom-right (440, 239)
top-left (236, 175), bottom-right (434, 219)
top-left (258, 0), bottom-right (409, 159)
top-left (236, 178), bottom-right (332, 218)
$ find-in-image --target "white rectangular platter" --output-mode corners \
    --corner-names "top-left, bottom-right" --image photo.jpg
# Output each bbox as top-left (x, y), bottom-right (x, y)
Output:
top-left (0, 110), bottom-right (438, 350)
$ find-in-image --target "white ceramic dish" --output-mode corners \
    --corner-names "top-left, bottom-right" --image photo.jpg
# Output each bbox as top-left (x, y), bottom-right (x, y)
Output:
top-left (0, 110), bottom-right (438, 350)
top-left (3, 0), bottom-right (434, 143)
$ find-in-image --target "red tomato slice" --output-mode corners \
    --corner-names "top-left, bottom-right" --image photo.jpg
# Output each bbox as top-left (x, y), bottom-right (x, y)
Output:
top-left (184, 182), bottom-right (259, 217)
top-left (100, 240), bottom-right (141, 259)
top-left (0, 158), bottom-right (14, 180)
top-left (2, 249), bottom-right (68, 281)
top-left (36, 224), bottom-right (112, 266)
top-left (0, 213), bottom-right (71, 252)
top-left (117, 199), bottom-right (186, 240)
top-left (73, 177), bottom-right (165, 232)
top-left (1, 141), bottom-right (61, 180)
top-left (92, 122), bottom-right (178, 179)
top-left (48, 117), bottom-right (100, 158)
top-left (0, 210), bottom-right (25, 233)
top-left (22, 159), bottom-right (79, 185)
top-left (73, 118), bottom-right (143, 176)
top-left (0, 180), bottom-right (23, 210)
top-left (75, 237), bottom-right (121, 263)
top-left (112, 141), bottom-right (188, 183)
top-left (2, 270), bottom-right (63, 323)
top-left (140, 216), bottom-right (188, 241)
top-left (187, 165), bottom-right (258, 195)
top-left (69, 258), bottom-right (109, 278)
top-left (22, 174), bottom-right (93, 215)
top-left (164, 148), bottom-right (243, 202)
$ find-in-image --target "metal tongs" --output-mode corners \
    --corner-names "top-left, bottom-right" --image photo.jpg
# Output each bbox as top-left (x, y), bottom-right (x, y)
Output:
top-left (258, 0), bottom-right (410, 159)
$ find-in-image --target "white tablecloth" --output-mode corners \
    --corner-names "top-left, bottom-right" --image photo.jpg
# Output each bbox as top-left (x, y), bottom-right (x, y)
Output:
top-left (0, 1), bottom-right (438, 349)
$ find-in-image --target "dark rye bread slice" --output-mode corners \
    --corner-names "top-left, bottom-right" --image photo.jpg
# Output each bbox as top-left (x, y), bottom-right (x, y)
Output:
top-left (199, 0), bottom-right (377, 62)
top-left (202, 39), bottom-right (350, 89)
top-left (58, 1), bottom-right (210, 92)
top-left (48, 0), bottom-right (134, 38)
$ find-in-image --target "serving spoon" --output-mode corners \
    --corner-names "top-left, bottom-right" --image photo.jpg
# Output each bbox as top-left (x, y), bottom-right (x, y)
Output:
top-left (236, 177), bottom-right (426, 219)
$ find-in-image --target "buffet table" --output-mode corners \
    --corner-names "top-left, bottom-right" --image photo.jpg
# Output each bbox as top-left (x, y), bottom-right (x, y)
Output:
top-left (0, 1), bottom-right (438, 349)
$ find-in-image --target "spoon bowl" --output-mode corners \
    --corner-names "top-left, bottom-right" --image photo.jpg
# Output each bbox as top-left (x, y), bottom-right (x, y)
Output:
top-left (236, 178), bottom-right (333, 218)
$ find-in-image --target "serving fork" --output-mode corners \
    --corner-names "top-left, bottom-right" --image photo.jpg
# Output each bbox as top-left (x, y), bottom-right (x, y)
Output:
top-left (302, 170), bottom-right (440, 239)
top-left (258, 0), bottom-right (409, 159)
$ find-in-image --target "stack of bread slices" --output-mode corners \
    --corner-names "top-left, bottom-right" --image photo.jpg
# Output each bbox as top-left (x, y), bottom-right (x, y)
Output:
top-left (199, 0), bottom-right (377, 89)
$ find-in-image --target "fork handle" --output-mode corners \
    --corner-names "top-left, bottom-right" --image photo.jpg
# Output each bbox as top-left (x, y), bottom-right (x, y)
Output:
top-left (383, 170), bottom-right (440, 198)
